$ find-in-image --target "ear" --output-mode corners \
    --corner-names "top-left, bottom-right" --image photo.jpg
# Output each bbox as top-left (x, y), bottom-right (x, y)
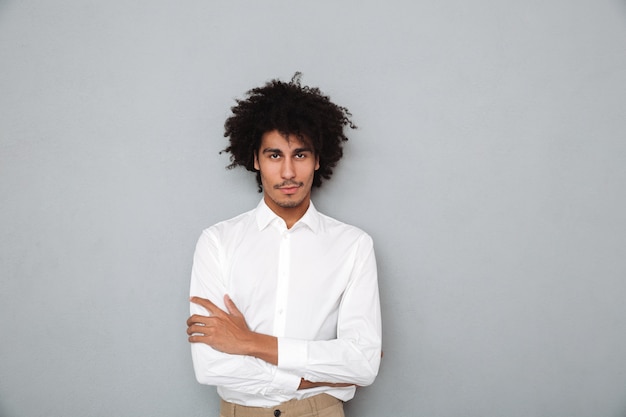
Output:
top-left (315, 155), bottom-right (320, 171)
top-left (254, 152), bottom-right (260, 171)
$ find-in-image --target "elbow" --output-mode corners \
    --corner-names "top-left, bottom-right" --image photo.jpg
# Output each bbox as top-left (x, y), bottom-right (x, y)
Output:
top-left (194, 369), bottom-right (212, 386)
top-left (362, 346), bottom-right (382, 386)
top-left (355, 366), bottom-right (379, 387)
top-left (192, 362), bottom-right (213, 386)
top-left (351, 349), bottom-right (381, 387)
top-left (191, 345), bottom-right (219, 386)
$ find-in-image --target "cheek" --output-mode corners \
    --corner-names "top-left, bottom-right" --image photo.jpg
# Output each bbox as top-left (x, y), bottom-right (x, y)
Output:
top-left (258, 166), bottom-right (280, 187)
top-left (304, 166), bottom-right (317, 182)
top-left (258, 170), bottom-right (270, 186)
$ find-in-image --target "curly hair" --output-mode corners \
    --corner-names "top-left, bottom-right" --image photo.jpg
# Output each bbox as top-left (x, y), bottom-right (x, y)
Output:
top-left (222, 73), bottom-right (356, 192)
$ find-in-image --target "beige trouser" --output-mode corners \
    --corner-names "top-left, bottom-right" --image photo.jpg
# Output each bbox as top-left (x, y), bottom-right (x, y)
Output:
top-left (220, 394), bottom-right (345, 417)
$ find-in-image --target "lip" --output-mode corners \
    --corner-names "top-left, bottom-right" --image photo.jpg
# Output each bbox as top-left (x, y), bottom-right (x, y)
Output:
top-left (278, 186), bottom-right (300, 195)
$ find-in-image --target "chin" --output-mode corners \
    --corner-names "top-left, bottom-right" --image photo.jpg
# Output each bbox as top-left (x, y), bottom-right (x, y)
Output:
top-left (276, 200), bottom-right (303, 209)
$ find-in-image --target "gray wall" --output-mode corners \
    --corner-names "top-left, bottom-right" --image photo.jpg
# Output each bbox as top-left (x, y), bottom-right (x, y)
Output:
top-left (1, 1), bottom-right (625, 416)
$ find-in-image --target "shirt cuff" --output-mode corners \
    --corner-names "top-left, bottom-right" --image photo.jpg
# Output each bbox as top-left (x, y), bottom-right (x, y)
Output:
top-left (265, 368), bottom-right (301, 395)
top-left (277, 337), bottom-right (308, 371)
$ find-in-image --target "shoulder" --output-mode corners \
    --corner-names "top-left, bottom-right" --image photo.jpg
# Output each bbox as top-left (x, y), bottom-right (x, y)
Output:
top-left (200, 208), bottom-right (256, 241)
top-left (317, 211), bottom-right (374, 247)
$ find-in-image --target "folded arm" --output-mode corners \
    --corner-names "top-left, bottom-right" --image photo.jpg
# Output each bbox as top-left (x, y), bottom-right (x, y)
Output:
top-left (188, 228), bottom-right (381, 391)
top-left (188, 295), bottom-right (354, 389)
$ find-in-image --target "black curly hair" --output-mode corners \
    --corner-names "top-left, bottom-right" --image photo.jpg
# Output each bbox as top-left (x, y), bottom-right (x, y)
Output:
top-left (222, 73), bottom-right (356, 192)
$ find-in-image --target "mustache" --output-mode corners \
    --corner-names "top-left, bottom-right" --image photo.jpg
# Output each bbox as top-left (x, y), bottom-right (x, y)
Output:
top-left (274, 180), bottom-right (304, 189)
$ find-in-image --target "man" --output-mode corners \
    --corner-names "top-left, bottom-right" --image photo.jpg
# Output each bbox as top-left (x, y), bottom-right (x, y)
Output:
top-left (186, 74), bottom-right (381, 417)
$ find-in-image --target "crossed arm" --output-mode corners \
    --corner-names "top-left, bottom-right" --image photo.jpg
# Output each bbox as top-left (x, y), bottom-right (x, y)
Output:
top-left (186, 295), bottom-right (354, 390)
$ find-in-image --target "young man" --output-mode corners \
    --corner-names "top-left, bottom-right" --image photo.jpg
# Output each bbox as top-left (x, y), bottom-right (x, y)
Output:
top-left (187, 74), bottom-right (381, 417)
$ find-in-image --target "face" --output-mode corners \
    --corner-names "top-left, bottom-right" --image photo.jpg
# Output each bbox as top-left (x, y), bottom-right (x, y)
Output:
top-left (254, 130), bottom-right (320, 219)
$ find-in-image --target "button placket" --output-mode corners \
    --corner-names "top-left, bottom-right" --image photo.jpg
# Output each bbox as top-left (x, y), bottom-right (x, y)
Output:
top-left (273, 231), bottom-right (290, 336)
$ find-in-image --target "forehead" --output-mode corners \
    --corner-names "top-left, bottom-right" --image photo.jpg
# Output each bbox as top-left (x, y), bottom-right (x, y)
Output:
top-left (259, 130), bottom-right (313, 151)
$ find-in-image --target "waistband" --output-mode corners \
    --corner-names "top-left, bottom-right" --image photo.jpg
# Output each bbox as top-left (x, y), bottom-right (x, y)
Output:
top-left (220, 393), bottom-right (342, 417)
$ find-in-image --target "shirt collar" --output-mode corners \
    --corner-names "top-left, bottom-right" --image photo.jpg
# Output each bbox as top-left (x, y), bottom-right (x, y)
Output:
top-left (255, 199), bottom-right (321, 233)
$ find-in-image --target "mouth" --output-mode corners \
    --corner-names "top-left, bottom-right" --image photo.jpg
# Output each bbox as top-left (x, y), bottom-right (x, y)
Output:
top-left (278, 186), bottom-right (300, 195)
top-left (275, 181), bottom-right (303, 195)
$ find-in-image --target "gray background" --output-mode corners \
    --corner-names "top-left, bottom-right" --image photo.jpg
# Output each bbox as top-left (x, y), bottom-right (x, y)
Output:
top-left (1, 1), bottom-right (626, 416)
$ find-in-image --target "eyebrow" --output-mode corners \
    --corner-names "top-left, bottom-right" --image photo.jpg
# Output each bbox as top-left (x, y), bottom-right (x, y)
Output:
top-left (261, 147), bottom-right (314, 155)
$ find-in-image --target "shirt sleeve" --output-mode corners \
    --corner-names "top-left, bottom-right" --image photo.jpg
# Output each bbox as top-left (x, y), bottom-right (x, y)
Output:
top-left (276, 234), bottom-right (382, 386)
top-left (189, 229), bottom-right (302, 395)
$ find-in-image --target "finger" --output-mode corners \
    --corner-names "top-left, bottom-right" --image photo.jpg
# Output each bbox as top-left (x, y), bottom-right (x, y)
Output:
top-left (186, 314), bottom-right (205, 327)
top-left (186, 314), bottom-right (215, 327)
top-left (188, 334), bottom-right (209, 344)
top-left (190, 296), bottom-right (223, 316)
top-left (186, 324), bottom-right (202, 336)
top-left (187, 322), bottom-right (214, 336)
top-left (224, 294), bottom-right (243, 317)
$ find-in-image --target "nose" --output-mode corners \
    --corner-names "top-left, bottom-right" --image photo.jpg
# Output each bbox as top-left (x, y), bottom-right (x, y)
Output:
top-left (281, 157), bottom-right (295, 179)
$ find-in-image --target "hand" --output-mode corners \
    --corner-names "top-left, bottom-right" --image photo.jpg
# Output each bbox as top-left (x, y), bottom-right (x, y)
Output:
top-left (298, 378), bottom-right (356, 390)
top-left (187, 295), bottom-right (252, 355)
top-left (187, 295), bottom-right (278, 364)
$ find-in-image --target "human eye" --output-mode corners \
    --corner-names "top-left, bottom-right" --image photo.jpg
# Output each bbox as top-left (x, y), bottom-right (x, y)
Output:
top-left (269, 153), bottom-right (281, 159)
top-left (294, 152), bottom-right (307, 159)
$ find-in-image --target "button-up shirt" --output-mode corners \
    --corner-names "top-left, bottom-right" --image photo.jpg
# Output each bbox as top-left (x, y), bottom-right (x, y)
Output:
top-left (190, 200), bottom-right (381, 407)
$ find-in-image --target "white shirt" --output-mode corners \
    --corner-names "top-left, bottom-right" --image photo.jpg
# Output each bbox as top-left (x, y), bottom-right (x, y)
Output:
top-left (189, 200), bottom-right (381, 407)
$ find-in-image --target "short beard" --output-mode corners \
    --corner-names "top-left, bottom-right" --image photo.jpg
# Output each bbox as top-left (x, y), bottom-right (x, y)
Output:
top-left (272, 197), bottom-right (304, 209)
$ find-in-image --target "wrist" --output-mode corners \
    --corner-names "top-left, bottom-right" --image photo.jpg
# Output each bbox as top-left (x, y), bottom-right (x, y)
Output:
top-left (245, 332), bottom-right (278, 366)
